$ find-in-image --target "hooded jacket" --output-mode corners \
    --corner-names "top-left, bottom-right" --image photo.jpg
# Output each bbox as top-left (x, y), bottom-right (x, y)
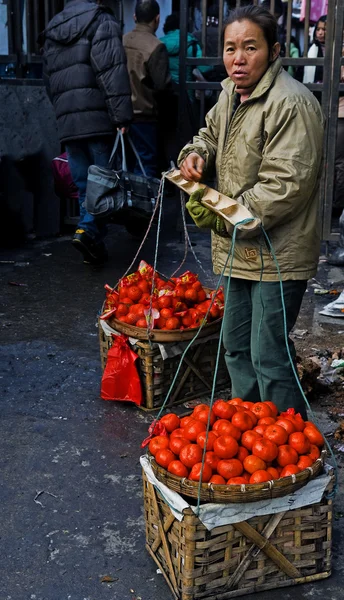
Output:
top-left (38, 0), bottom-right (133, 143)
top-left (178, 58), bottom-right (324, 282)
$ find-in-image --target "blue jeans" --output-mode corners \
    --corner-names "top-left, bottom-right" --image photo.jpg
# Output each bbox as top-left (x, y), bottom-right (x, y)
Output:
top-left (66, 137), bottom-right (114, 240)
top-left (129, 122), bottom-right (158, 178)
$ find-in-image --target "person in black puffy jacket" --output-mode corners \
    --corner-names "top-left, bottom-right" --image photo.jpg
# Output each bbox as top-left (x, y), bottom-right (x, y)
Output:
top-left (39, 0), bottom-right (133, 264)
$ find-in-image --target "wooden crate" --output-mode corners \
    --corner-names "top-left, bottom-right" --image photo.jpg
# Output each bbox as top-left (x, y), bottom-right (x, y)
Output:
top-left (143, 471), bottom-right (333, 600)
top-left (98, 323), bottom-right (230, 410)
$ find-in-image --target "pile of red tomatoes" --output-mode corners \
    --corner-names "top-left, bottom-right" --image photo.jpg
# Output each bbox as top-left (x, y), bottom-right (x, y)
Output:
top-left (148, 399), bottom-right (325, 485)
top-left (101, 261), bottom-right (224, 330)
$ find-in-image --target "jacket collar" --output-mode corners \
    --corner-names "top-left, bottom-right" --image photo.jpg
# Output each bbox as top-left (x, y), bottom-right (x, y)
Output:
top-left (133, 22), bottom-right (157, 36)
top-left (221, 57), bottom-right (283, 101)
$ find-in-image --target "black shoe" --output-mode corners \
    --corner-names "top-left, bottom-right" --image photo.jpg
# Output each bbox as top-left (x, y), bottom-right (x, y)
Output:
top-left (72, 229), bottom-right (108, 265)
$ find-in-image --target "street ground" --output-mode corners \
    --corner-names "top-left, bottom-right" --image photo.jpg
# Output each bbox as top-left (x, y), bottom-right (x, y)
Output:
top-left (0, 208), bottom-right (344, 600)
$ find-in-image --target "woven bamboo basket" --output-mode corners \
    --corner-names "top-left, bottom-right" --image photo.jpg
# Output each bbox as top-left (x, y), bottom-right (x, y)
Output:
top-left (148, 448), bottom-right (327, 503)
top-left (98, 321), bottom-right (230, 410)
top-left (107, 315), bottom-right (222, 343)
top-left (143, 469), bottom-right (333, 600)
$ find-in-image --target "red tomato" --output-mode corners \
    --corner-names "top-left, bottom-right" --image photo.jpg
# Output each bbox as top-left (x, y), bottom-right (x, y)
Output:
top-left (160, 413), bottom-right (180, 433)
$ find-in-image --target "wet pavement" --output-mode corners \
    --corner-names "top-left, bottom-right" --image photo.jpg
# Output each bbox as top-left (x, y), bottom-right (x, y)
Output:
top-left (1, 214), bottom-right (344, 600)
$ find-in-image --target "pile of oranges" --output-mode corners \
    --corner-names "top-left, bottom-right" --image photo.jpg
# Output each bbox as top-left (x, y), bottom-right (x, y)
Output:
top-left (100, 261), bottom-right (224, 331)
top-left (148, 399), bottom-right (325, 485)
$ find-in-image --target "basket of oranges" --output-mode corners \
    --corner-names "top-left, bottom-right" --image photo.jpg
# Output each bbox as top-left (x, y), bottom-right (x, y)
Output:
top-left (100, 261), bottom-right (225, 343)
top-left (146, 400), bottom-right (326, 503)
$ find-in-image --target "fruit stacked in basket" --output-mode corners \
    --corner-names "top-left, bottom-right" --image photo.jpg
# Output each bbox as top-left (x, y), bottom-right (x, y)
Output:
top-left (146, 399), bottom-right (326, 502)
top-left (100, 260), bottom-right (224, 331)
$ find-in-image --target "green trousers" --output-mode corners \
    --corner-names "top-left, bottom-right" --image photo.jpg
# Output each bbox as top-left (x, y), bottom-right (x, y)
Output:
top-left (222, 277), bottom-right (308, 418)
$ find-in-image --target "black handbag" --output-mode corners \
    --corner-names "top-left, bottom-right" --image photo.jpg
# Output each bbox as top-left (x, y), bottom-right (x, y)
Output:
top-left (85, 131), bottom-right (160, 219)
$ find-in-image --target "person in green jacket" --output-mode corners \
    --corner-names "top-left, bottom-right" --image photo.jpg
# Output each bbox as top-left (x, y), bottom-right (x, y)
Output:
top-left (160, 13), bottom-right (208, 90)
top-left (178, 5), bottom-right (324, 417)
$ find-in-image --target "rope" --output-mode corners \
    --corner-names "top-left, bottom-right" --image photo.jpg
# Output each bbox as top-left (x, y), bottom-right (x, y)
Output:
top-left (260, 226), bottom-right (339, 499)
top-left (147, 215), bottom-right (338, 508)
top-left (110, 174), bottom-right (167, 293)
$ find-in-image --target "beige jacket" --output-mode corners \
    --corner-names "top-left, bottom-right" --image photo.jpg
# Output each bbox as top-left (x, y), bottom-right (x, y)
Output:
top-left (123, 23), bottom-right (171, 121)
top-left (178, 58), bottom-right (324, 281)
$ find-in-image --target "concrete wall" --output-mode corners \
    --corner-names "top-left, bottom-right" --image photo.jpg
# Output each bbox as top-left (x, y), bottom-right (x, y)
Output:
top-left (0, 84), bottom-right (61, 243)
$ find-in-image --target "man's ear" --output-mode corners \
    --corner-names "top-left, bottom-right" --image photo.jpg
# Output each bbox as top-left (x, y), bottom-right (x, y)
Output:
top-left (134, 13), bottom-right (137, 23)
top-left (154, 14), bottom-right (160, 29)
top-left (270, 42), bottom-right (281, 62)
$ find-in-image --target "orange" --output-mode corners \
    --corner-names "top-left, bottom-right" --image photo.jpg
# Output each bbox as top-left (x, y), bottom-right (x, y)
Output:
top-left (165, 317), bottom-right (181, 330)
top-left (213, 420), bottom-right (241, 440)
top-left (241, 401), bottom-right (255, 411)
top-left (263, 401), bottom-right (279, 417)
top-left (137, 279), bottom-right (150, 294)
top-left (194, 408), bottom-right (216, 426)
top-left (189, 462), bottom-right (212, 482)
top-left (155, 448), bottom-right (176, 469)
top-left (197, 430), bottom-right (218, 451)
top-left (204, 451), bottom-right (220, 471)
top-left (297, 455), bottom-right (314, 470)
top-left (288, 432), bottom-right (310, 455)
top-left (254, 424), bottom-right (268, 436)
top-left (213, 435), bottom-right (239, 459)
top-left (258, 417), bottom-right (276, 427)
top-left (252, 438), bottom-right (278, 462)
top-left (184, 288), bottom-right (198, 303)
top-left (136, 318), bottom-right (148, 328)
top-left (308, 444), bottom-right (321, 462)
top-left (170, 428), bottom-right (184, 439)
top-left (168, 460), bottom-right (189, 478)
top-left (303, 425), bottom-right (324, 447)
top-left (180, 416), bottom-right (194, 429)
top-left (241, 430), bottom-right (262, 451)
top-left (243, 410), bottom-right (258, 426)
top-left (183, 420), bottom-right (206, 442)
top-left (148, 435), bottom-right (169, 456)
top-left (236, 445), bottom-right (250, 462)
top-left (217, 458), bottom-right (243, 480)
top-left (280, 464), bottom-right (301, 478)
top-left (192, 403), bottom-right (210, 418)
top-left (277, 444), bottom-right (299, 467)
top-left (249, 470), bottom-right (271, 484)
top-left (243, 455), bottom-right (267, 474)
top-left (263, 424), bottom-right (288, 446)
top-left (266, 466), bottom-right (280, 480)
top-left (228, 398), bottom-right (243, 406)
top-left (160, 308), bottom-right (174, 320)
top-left (169, 436), bottom-right (189, 456)
top-left (275, 418), bottom-right (297, 436)
top-left (232, 411), bottom-right (256, 432)
top-left (209, 474), bottom-right (226, 485)
top-left (227, 476), bottom-right (248, 485)
top-left (213, 399), bottom-right (237, 420)
top-left (179, 444), bottom-right (203, 468)
top-left (251, 402), bottom-right (273, 419)
top-left (116, 303), bottom-right (129, 317)
top-left (160, 413), bottom-right (180, 433)
top-left (127, 285), bottom-right (142, 302)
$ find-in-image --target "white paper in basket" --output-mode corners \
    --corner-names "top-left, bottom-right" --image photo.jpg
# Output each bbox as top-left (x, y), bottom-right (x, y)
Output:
top-left (140, 455), bottom-right (331, 531)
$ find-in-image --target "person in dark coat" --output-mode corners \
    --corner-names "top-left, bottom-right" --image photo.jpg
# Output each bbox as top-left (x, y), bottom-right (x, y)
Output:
top-left (38, 0), bottom-right (133, 264)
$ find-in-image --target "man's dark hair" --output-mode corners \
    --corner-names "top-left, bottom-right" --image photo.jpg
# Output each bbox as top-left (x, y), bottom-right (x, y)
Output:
top-left (163, 13), bottom-right (179, 34)
top-left (223, 5), bottom-right (278, 57)
top-left (135, 0), bottom-right (160, 23)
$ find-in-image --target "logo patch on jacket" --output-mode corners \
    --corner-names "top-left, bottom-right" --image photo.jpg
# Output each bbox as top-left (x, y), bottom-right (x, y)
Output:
top-left (245, 248), bottom-right (258, 261)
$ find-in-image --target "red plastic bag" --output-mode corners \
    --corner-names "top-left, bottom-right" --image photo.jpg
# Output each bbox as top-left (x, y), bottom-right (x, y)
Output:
top-left (101, 334), bottom-right (142, 405)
